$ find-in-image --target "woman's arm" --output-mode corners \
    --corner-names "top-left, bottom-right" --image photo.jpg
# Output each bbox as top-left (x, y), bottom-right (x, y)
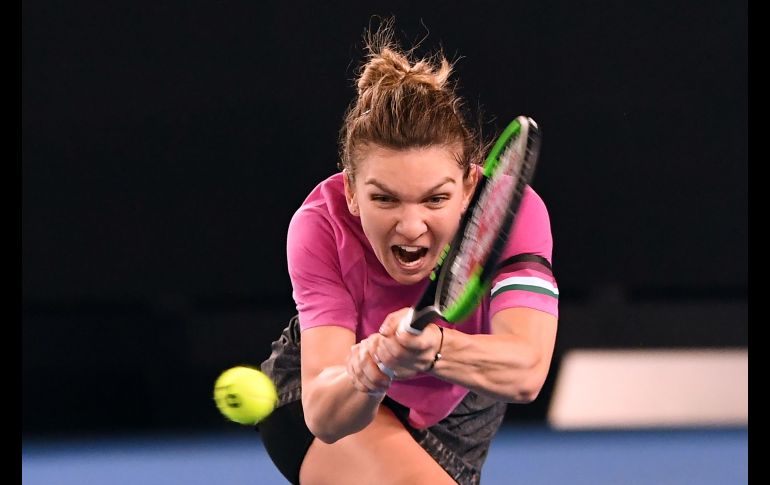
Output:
top-left (376, 307), bottom-right (557, 403)
top-left (300, 325), bottom-right (392, 444)
top-left (432, 307), bottom-right (557, 402)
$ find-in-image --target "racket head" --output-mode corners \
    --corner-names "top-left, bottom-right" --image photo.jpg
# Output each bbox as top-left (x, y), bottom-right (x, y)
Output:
top-left (435, 116), bottom-right (541, 323)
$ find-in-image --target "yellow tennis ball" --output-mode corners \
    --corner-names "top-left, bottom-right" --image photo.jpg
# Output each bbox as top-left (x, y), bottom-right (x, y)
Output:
top-left (213, 366), bottom-right (278, 425)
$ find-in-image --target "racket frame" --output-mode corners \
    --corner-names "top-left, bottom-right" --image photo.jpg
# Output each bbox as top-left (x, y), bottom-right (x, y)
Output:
top-left (404, 116), bottom-right (541, 334)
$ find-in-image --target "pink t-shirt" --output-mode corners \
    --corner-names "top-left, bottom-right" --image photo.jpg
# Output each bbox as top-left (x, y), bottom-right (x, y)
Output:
top-left (287, 171), bottom-right (558, 428)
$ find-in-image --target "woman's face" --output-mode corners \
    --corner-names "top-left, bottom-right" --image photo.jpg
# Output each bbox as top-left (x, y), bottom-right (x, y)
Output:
top-left (344, 145), bottom-right (477, 285)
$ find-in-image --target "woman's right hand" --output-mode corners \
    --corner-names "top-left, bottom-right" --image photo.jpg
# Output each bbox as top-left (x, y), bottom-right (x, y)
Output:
top-left (346, 334), bottom-right (393, 397)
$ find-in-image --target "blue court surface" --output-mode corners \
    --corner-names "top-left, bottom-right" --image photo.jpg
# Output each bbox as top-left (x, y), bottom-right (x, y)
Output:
top-left (22, 426), bottom-right (747, 484)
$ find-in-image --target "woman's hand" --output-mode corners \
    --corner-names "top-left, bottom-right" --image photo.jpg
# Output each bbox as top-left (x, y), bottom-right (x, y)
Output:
top-left (371, 308), bottom-right (444, 379)
top-left (346, 334), bottom-right (393, 396)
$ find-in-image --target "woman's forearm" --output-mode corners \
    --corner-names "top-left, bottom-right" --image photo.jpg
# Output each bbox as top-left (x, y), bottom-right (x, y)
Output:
top-left (302, 365), bottom-right (384, 443)
top-left (430, 330), bottom-right (552, 402)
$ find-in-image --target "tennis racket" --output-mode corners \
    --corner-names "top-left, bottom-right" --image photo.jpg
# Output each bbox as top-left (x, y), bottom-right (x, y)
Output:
top-left (399, 115), bottom-right (542, 335)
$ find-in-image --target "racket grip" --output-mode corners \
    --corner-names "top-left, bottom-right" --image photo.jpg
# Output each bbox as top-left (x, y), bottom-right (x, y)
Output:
top-left (397, 308), bottom-right (421, 335)
top-left (398, 307), bottom-right (439, 335)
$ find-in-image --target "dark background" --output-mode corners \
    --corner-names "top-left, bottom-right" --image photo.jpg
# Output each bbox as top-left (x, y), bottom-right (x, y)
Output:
top-left (22, 0), bottom-right (747, 436)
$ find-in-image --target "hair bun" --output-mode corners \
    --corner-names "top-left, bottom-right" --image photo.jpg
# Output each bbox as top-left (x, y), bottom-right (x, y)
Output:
top-left (357, 47), bottom-right (452, 95)
top-left (338, 18), bottom-right (480, 178)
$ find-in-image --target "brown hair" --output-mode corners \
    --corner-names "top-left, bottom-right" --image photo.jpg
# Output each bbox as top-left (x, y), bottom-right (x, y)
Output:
top-left (338, 19), bottom-right (480, 179)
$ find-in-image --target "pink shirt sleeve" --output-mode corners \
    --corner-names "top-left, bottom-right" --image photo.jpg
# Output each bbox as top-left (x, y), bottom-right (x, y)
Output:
top-left (488, 186), bottom-right (559, 318)
top-left (286, 206), bottom-right (358, 332)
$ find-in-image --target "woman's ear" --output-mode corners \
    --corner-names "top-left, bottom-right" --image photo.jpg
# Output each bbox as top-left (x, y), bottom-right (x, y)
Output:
top-left (343, 170), bottom-right (359, 216)
top-left (462, 165), bottom-right (479, 212)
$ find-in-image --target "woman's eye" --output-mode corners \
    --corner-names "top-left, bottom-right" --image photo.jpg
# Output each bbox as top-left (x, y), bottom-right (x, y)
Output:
top-left (372, 195), bottom-right (396, 203)
top-left (426, 195), bottom-right (449, 205)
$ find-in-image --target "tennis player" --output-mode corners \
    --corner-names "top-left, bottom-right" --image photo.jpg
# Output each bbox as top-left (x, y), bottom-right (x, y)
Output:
top-left (259, 20), bottom-right (559, 485)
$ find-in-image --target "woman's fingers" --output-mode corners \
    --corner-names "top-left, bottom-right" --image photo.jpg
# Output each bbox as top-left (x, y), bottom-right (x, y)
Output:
top-left (347, 341), bottom-right (392, 394)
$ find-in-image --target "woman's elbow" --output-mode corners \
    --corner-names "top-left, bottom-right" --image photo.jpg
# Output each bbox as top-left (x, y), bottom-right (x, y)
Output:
top-left (511, 378), bottom-right (545, 403)
top-left (508, 361), bottom-right (550, 403)
top-left (303, 411), bottom-right (342, 444)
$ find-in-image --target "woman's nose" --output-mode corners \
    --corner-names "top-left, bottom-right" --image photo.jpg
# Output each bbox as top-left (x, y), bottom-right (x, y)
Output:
top-left (395, 204), bottom-right (428, 240)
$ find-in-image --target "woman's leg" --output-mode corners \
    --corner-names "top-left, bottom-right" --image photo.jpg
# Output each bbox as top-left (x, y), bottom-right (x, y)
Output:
top-left (299, 404), bottom-right (457, 485)
top-left (259, 400), bottom-right (315, 485)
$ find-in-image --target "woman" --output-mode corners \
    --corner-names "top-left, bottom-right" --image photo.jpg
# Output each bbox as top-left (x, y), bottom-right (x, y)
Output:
top-left (259, 21), bottom-right (559, 485)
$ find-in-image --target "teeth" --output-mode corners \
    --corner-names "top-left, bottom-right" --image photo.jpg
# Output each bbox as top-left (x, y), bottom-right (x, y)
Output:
top-left (393, 245), bottom-right (428, 267)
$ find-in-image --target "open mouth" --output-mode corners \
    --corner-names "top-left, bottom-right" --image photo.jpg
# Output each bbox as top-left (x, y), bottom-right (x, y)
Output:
top-left (391, 245), bottom-right (429, 268)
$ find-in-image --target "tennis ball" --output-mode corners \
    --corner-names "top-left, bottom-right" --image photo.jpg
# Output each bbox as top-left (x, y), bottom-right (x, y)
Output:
top-left (213, 366), bottom-right (278, 425)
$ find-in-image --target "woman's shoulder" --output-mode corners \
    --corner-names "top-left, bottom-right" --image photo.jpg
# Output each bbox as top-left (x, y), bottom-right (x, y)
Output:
top-left (516, 185), bottom-right (551, 226)
top-left (287, 172), bottom-right (368, 267)
top-left (291, 172), bottom-right (348, 220)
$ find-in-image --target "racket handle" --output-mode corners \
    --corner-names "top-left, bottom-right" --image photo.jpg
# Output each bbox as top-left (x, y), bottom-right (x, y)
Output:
top-left (398, 307), bottom-right (439, 335)
top-left (397, 308), bottom-right (420, 335)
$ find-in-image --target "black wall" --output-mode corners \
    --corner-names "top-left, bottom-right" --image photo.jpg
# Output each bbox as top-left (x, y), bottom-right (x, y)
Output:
top-left (22, 0), bottom-right (747, 435)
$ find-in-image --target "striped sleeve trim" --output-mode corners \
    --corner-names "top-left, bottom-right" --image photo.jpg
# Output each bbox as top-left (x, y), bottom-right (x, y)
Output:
top-left (495, 253), bottom-right (553, 276)
top-left (491, 276), bottom-right (560, 300)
